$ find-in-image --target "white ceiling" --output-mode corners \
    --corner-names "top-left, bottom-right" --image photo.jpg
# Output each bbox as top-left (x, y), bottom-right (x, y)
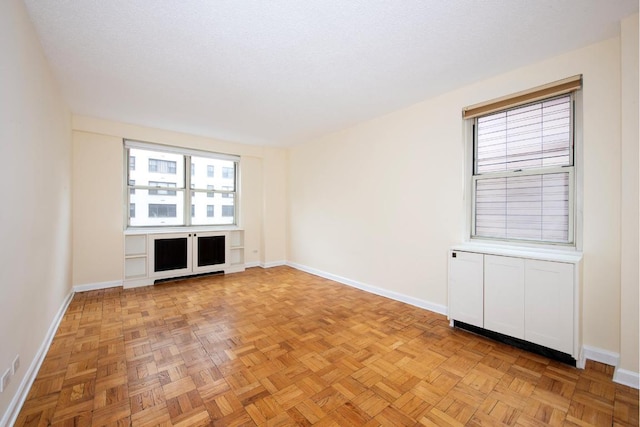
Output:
top-left (23, 0), bottom-right (638, 147)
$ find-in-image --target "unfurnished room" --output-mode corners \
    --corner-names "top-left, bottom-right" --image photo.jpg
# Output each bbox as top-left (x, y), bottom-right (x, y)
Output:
top-left (0, 0), bottom-right (638, 425)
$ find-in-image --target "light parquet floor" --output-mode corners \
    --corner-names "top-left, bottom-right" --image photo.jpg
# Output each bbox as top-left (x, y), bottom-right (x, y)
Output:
top-left (15, 266), bottom-right (639, 426)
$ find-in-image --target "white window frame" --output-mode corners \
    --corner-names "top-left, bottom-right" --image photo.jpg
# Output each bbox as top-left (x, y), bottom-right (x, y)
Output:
top-left (124, 140), bottom-right (240, 228)
top-left (464, 91), bottom-right (583, 249)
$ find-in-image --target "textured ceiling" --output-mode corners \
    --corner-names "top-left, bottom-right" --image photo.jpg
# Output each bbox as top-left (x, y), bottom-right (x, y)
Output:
top-left (23, 0), bottom-right (638, 146)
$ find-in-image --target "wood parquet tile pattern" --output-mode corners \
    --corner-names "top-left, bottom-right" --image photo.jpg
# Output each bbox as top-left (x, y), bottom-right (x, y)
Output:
top-left (16, 266), bottom-right (638, 426)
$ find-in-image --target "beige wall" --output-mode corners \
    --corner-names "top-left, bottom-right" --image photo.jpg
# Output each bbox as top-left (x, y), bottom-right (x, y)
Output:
top-left (288, 36), bottom-right (628, 358)
top-left (71, 117), bottom-right (288, 286)
top-left (619, 13), bottom-right (639, 375)
top-left (0, 0), bottom-right (72, 419)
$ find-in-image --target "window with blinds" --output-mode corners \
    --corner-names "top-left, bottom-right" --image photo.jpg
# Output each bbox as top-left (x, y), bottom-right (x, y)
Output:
top-left (471, 93), bottom-right (575, 244)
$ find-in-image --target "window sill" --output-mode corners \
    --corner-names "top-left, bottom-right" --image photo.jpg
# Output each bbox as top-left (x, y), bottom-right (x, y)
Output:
top-left (125, 225), bottom-right (241, 235)
top-left (452, 242), bottom-right (583, 264)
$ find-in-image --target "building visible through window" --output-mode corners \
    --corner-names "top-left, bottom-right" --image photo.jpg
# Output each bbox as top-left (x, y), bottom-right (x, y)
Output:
top-left (148, 158), bottom-right (177, 174)
top-left (148, 203), bottom-right (176, 218)
top-left (126, 141), bottom-right (238, 227)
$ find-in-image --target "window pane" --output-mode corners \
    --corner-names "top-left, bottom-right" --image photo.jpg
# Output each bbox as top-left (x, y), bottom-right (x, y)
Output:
top-left (129, 148), bottom-right (184, 187)
top-left (192, 193), bottom-right (235, 226)
top-left (128, 189), bottom-right (185, 226)
top-left (222, 205), bottom-right (234, 217)
top-left (191, 156), bottom-right (235, 191)
top-left (475, 172), bottom-right (569, 242)
top-left (475, 95), bottom-right (572, 174)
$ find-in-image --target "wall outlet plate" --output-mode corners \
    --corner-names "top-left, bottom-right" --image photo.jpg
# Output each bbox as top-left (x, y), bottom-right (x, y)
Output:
top-left (0, 368), bottom-right (10, 393)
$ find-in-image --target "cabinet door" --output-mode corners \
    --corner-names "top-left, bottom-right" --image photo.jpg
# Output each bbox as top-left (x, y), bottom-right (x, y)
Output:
top-left (192, 231), bottom-right (229, 273)
top-left (148, 233), bottom-right (192, 278)
top-left (448, 251), bottom-right (484, 328)
top-left (525, 260), bottom-right (574, 354)
top-left (484, 255), bottom-right (525, 339)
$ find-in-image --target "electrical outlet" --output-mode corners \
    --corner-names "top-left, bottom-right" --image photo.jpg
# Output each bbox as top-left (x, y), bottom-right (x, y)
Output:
top-left (12, 355), bottom-right (19, 375)
top-left (0, 368), bottom-right (10, 393)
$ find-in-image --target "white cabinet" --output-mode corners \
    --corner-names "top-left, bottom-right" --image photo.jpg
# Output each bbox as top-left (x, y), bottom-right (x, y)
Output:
top-left (448, 246), bottom-right (582, 361)
top-left (124, 229), bottom-right (245, 288)
top-left (484, 255), bottom-right (525, 339)
top-left (525, 260), bottom-right (574, 354)
top-left (448, 251), bottom-right (484, 328)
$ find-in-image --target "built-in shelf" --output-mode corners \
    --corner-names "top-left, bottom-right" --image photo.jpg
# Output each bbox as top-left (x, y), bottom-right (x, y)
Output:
top-left (123, 228), bottom-right (245, 288)
top-left (229, 230), bottom-right (245, 268)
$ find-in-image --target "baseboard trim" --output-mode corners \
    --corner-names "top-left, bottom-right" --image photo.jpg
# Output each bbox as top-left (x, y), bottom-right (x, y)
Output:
top-left (1, 291), bottom-right (74, 427)
top-left (287, 261), bottom-right (448, 316)
top-left (578, 346), bottom-right (639, 389)
top-left (581, 345), bottom-right (620, 368)
top-left (73, 280), bottom-right (122, 293)
top-left (613, 368), bottom-right (640, 389)
top-left (245, 261), bottom-right (261, 268)
top-left (261, 260), bottom-right (287, 268)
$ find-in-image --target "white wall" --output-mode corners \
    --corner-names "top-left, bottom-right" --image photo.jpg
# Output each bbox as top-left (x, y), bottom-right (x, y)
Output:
top-left (0, 0), bottom-right (72, 420)
top-left (618, 13), bottom-right (639, 378)
top-left (71, 117), bottom-right (288, 286)
top-left (289, 36), bottom-right (630, 362)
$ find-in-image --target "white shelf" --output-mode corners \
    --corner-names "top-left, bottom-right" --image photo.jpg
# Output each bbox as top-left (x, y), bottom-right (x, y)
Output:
top-left (125, 234), bottom-right (147, 256)
top-left (124, 256), bottom-right (147, 278)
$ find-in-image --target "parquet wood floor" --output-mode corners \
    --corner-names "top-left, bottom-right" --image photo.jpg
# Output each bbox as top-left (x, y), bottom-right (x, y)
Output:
top-left (15, 266), bottom-right (638, 426)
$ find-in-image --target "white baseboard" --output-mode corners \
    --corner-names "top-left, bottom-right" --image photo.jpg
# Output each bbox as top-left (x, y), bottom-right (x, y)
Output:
top-left (1, 291), bottom-right (74, 427)
top-left (578, 345), bottom-right (639, 389)
top-left (261, 260), bottom-right (287, 268)
top-left (73, 280), bottom-right (122, 292)
top-left (614, 368), bottom-right (640, 389)
top-left (245, 261), bottom-right (261, 268)
top-left (581, 345), bottom-right (620, 368)
top-left (286, 261), bottom-right (448, 316)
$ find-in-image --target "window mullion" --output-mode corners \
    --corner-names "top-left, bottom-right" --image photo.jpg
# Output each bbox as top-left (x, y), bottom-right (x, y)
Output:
top-left (185, 155), bottom-right (192, 226)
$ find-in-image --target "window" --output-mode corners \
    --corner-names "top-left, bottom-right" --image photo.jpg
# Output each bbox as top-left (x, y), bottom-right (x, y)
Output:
top-left (149, 204), bottom-right (176, 218)
top-left (149, 158), bottom-right (177, 174)
top-left (130, 203), bottom-right (135, 218)
top-left (222, 205), bottom-right (234, 217)
top-left (464, 76), bottom-right (581, 245)
top-left (129, 156), bottom-right (136, 171)
top-left (222, 167), bottom-right (234, 179)
top-left (148, 181), bottom-right (177, 196)
top-left (125, 141), bottom-right (239, 227)
top-left (222, 186), bottom-right (233, 198)
top-left (207, 165), bottom-right (214, 177)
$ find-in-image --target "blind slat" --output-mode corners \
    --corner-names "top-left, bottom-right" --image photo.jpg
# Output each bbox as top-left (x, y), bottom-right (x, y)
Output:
top-left (474, 173), bottom-right (570, 243)
top-left (474, 95), bottom-right (572, 174)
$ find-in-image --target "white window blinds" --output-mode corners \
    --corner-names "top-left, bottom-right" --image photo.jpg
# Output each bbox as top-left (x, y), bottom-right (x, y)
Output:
top-left (475, 96), bottom-right (572, 174)
top-left (472, 94), bottom-right (574, 244)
